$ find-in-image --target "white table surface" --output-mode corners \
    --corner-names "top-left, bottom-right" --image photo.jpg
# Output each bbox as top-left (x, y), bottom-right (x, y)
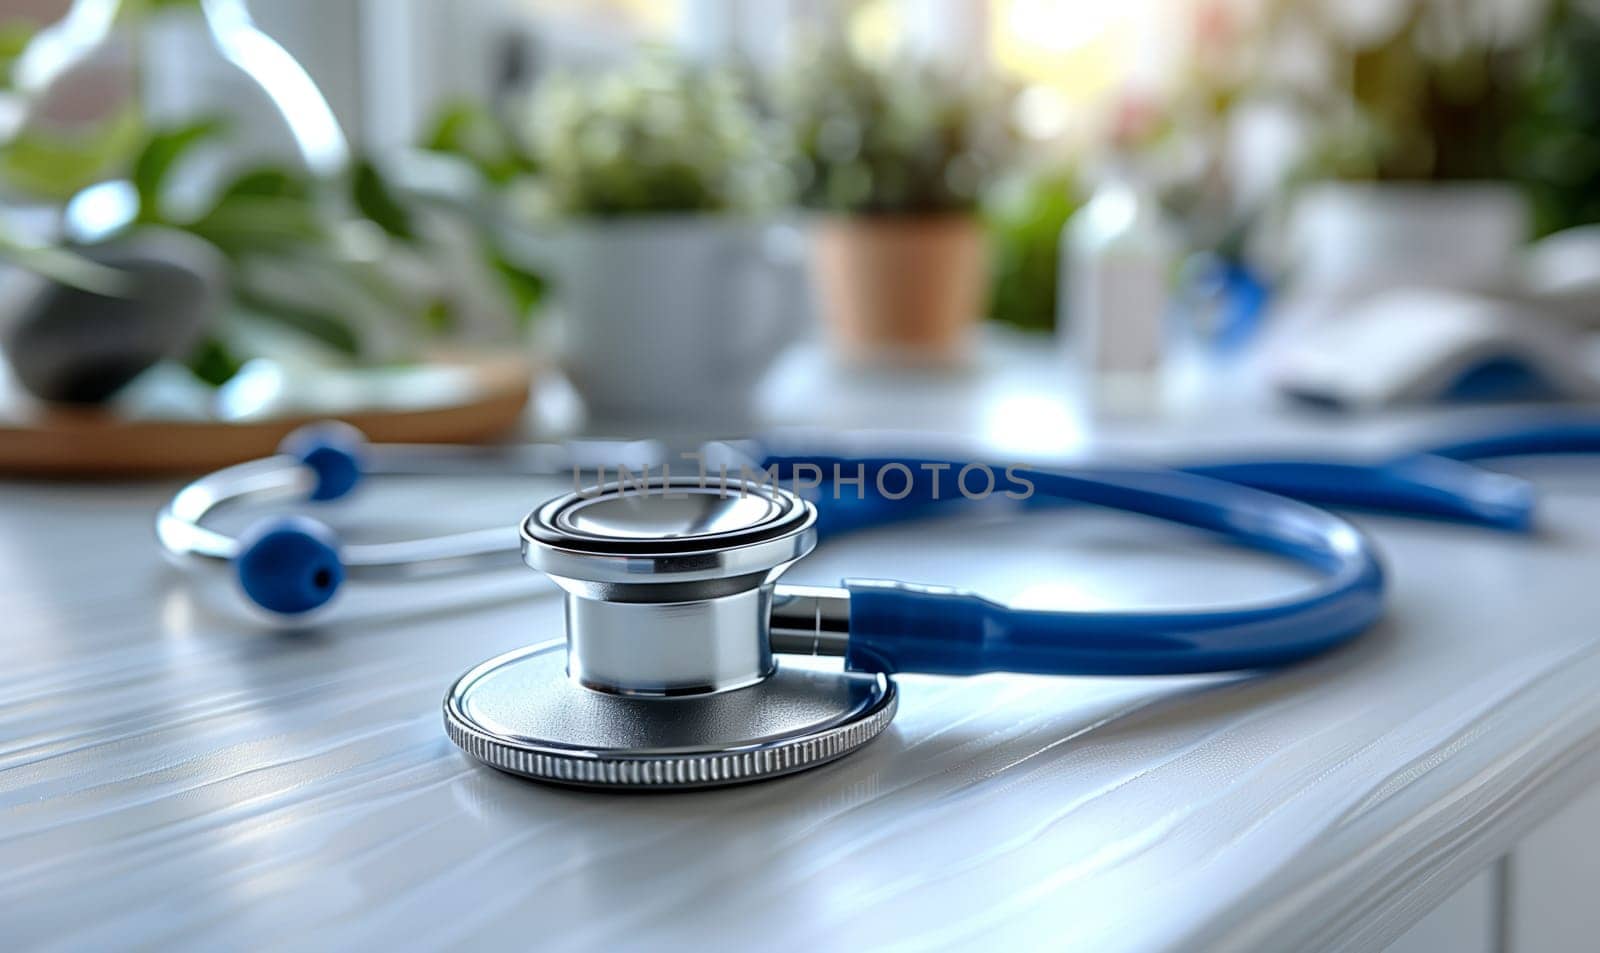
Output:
top-left (6, 340), bottom-right (1600, 952)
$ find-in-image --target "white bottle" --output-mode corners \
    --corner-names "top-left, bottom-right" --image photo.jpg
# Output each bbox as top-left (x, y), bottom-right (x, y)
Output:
top-left (1059, 162), bottom-right (1176, 413)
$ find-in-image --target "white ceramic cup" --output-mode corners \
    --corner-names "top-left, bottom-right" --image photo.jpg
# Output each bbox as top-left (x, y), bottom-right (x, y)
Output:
top-left (512, 216), bottom-right (810, 429)
top-left (1288, 182), bottom-right (1530, 302)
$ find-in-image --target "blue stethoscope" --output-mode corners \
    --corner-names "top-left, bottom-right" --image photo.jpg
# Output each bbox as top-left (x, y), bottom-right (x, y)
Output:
top-left (156, 416), bottom-right (1600, 789)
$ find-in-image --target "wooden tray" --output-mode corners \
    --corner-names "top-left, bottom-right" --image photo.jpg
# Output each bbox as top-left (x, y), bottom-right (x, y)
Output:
top-left (0, 355), bottom-right (532, 477)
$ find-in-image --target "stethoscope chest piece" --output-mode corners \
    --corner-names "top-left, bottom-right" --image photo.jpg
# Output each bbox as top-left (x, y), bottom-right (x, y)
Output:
top-left (443, 477), bottom-right (896, 789)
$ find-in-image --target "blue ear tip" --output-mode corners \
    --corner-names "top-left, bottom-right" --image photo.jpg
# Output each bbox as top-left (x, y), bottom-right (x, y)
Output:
top-left (280, 421), bottom-right (366, 502)
top-left (235, 516), bottom-right (345, 616)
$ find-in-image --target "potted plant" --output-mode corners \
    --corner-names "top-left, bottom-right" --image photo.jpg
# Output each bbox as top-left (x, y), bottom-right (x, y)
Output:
top-left (779, 47), bottom-right (1014, 365)
top-left (1510, 0), bottom-right (1600, 239)
top-left (1281, 1), bottom-right (1536, 300)
top-left (2, 0), bottom-right (542, 410)
top-left (501, 56), bottom-right (806, 427)
top-left (0, 115), bottom-right (539, 405)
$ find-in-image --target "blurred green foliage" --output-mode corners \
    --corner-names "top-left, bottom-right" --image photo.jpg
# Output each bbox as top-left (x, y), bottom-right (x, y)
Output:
top-left (1511, 0), bottom-right (1600, 236)
top-left (351, 157), bottom-right (416, 239)
top-left (1, 109), bottom-right (544, 384)
top-left (1, 104), bottom-right (144, 200)
top-left (515, 56), bottom-right (788, 217)
top-left (423, 101), bottom-right (536, 185)
top-left (122, 121), bottom-right (326, 256)
top-left (103, 0), bottom-right (205, 21)
top-left (0, 0), bottom-right (546, 388)
top-left (779, 45), bottom-right (1015, 215)
top-left (132, 118), bottom-right (227, 214)
top-left (983, 168), bottom-right (1080, 332)
top-left (1276, 0), bottom-right (1600, 236)
top-left (1290, 2), bottom-right (1527, 182)
top-left (0, 18), bottom-right (34, 90)
top-left (120, 121), bottom-right (374, 373)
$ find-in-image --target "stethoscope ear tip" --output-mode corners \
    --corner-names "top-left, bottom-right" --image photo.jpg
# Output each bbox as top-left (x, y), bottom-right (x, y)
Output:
top-left (279, 421), bottom-right (366, 502)
top-left (235, 515), bottom-right (345, 616)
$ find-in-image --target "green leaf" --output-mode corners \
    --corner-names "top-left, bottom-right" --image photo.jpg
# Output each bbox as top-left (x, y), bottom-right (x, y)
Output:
top-left (185, 335), bottom-right (245, 387)
top-left (351, 159), bottom-right (415, 239)
top-left (0, 104), bottom-right (145, 200)
top-left (218, 165), bottom-right (312, 202)
top-left (422, 100), bottom-right (530, 184)
top-left (490, 251), bottom-right (546, 324)
top-left (188, 167), bottom-right (324, 254)
top-left (186, 195), bottom-right (328, 254)
top-left (115, 0), bottom-right (203, 23)
top-left (132, 118), bottom-right (228, 221)
top-left (0, 228), bottom-right (131, 296)
top-left (423, 102), bottom-right (482, 152)
top-left (234, 287), bottom-right (361, 356)
top-left (0, 19), bottom-right (36, 90)
top-left (983, 168), bottom-right (1081, 332)
top-left (423, 298), bottom-right (456, 334)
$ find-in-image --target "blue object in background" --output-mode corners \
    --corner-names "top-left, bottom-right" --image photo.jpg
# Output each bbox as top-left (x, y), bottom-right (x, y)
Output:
top-left (1178, 252), bottom-right (1270, 357)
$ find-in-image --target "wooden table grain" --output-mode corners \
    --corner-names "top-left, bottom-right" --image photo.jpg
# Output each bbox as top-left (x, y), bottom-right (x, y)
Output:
top-left (4, 435), bottom-right (1600, 951)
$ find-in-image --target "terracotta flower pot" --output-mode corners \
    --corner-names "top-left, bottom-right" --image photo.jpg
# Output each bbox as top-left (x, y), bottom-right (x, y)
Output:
top-left (811, 215), bottom-right (987, 365)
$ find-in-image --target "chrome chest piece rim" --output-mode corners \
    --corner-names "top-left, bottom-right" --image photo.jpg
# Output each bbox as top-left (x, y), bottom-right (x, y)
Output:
top-left (444, 642), bottom-right (896, 789)
top-left (443, 476), bottom-right (897, 790)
